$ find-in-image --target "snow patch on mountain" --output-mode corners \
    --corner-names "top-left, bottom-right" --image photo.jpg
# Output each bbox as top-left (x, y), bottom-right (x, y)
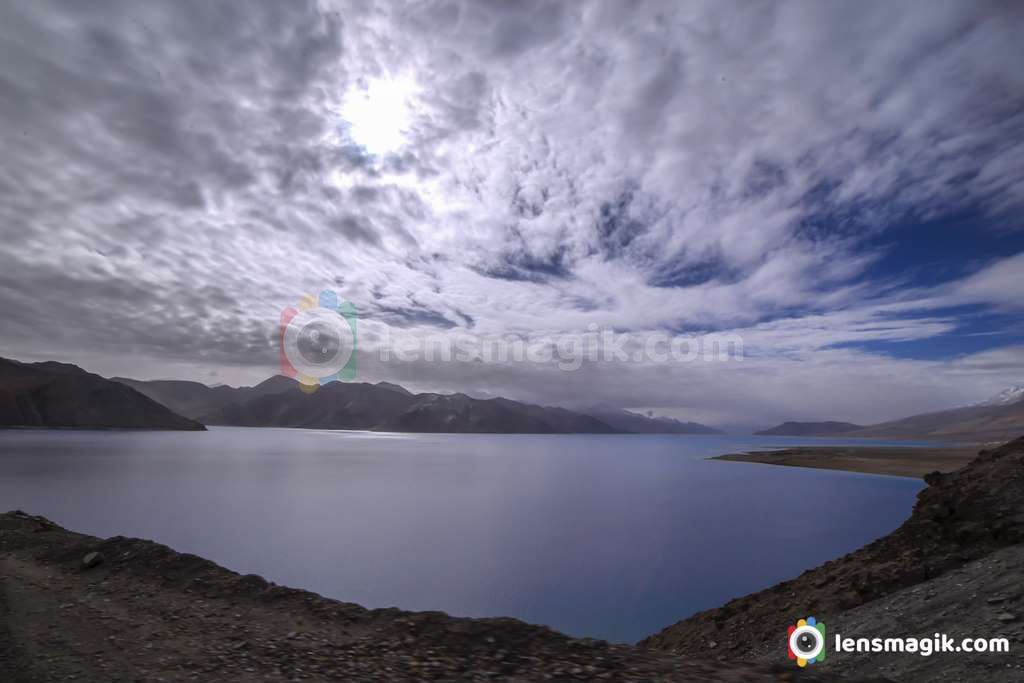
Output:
top-left (974, 385), bottom-right (1024, 406)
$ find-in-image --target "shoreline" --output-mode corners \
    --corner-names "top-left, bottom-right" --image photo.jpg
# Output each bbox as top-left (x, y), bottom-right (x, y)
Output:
top-left (710, 444), bottom-right (981, 478)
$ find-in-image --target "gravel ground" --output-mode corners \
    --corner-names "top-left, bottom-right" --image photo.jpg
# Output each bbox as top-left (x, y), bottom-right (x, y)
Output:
top-left (809, 544), bottom-right (1024, 681)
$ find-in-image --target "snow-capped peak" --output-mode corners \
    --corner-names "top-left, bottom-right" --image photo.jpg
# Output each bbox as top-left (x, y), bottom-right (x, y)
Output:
top-left (975, 385), bottom-right (1024, 406)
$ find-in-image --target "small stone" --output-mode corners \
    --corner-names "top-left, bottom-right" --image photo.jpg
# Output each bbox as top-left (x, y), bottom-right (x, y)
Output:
top-left (997, 612), bottom-right (1018, 623)
top-left (82, 552), bottom-right (103, 569)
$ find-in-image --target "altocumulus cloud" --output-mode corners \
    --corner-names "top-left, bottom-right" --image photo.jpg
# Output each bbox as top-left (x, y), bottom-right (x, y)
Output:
top-left (1, 0), bottom-right (1023, 426)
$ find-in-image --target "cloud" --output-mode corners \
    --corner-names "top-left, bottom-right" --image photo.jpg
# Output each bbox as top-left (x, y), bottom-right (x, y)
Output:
top-left (1, 0), bottom-right (1023, 425)
top-left (947, 251), bottom-right (1024, 311)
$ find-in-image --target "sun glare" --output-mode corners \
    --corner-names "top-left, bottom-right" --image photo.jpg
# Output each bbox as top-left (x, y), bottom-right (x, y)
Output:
top-left (340, 75), bottom-right (416, 155)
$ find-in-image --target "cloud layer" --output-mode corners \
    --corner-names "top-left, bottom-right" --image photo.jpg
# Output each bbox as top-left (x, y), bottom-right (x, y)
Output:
top-left (2, 0), bottom-right (1023, 426)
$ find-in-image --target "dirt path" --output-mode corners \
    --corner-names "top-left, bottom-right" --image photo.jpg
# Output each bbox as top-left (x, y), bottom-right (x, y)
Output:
top-left (0, 511), bottom-right (859, 682)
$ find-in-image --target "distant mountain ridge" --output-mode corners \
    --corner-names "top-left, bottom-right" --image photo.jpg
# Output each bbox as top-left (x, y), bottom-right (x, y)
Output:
top-left (582, 406), bottom-right (721, 434)
top-left (0, 358), bottom-right (204, 430)
top-left (115, 376), bottom-right (720, 435)
top-left (755, 421), bottom-right (863, 436)
top-left (111, 376), bottom-right (548, 434)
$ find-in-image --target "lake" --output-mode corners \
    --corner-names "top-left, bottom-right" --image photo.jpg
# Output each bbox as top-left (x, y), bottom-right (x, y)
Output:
top-left (0, 428), bottom-right (929, 643)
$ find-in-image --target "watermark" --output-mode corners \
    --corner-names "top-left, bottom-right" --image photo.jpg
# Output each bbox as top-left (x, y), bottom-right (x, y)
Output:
top-left (280, 288), bottom-right (357, 393)
top-left (786, 616), bottom-right (1011, 667)
top-left (788, 616), bottom-right (826, 666)
top-left (372, 326), bottom-right (743, 370)
top-left (833, 633), bottom-right (1011, 656)
top-left (278, 292), bottom-right (745, 387)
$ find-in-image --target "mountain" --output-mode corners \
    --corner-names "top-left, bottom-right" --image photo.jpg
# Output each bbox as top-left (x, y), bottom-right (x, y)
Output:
top-left (973, 384), bottom-right (1024, 407)
top-left (374, 381), bottom-right (413, 396)
top-left (110, 377), bottom-right (241, 420)
top-left (756, 399), bottom-right (1024, 442)
top-left (844, 398), bottom-right (1024, 442)
top-left (388, 394), bottom-right (617, 434)
top-left (582, 406), bottom-right (721, 434)
top-left (0, 358), bottom-right (204, 430)
top-left (754, 420), bottom-right (863, 436)
top-left (752, 387), bottom-right (1024, 442)
top-left (112, 375), bottom-right (296, 419)
top-left (119, 376), bottom-right (620, 434)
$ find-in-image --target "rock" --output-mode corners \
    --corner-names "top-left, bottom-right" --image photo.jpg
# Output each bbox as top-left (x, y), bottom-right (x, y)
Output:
top-left (82, 552), bottom-right (103, 569)
top-left (997, 612), bottom-right (1018, 623)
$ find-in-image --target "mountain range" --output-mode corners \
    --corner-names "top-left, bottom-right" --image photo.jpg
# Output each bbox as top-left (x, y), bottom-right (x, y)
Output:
top-left (5, 354), bottom-right (1023, 440)
top-left (0, 355), bottom-right (721, 434)
top-left (113, 375), bottom-right (721, 434)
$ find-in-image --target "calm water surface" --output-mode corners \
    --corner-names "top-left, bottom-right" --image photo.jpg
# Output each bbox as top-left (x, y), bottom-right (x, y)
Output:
top-left (0, 428), bottom-right (929, 642)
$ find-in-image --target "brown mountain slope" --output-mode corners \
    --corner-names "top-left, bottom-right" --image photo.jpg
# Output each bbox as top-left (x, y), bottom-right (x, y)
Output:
top-left (0, 358), bottom-right (204, 431)
top-left (843, 399), bottom-right (1024, 442)
top-left (755, 396), bottom-right (1024, 442)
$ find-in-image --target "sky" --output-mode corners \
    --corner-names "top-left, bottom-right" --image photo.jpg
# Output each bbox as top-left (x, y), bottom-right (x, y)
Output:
top-left (1, 0), bottom-right (1023, 428)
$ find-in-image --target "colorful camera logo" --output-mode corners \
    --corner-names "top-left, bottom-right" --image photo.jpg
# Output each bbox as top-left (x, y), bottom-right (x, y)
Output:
top-left (280, 289), bottom-right (356, 393)
top-left (787, 616), bottom-right (825, 667)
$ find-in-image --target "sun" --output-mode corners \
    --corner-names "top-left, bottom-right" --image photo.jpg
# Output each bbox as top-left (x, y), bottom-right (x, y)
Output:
top-left (340, 74), bottom-right (416, 155)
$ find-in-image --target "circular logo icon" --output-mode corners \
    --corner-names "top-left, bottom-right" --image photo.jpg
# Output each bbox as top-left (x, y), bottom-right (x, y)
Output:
top-left (282, 307), bottom-right (354, 379)
top-left (789, 625), bottom-right (823, 661)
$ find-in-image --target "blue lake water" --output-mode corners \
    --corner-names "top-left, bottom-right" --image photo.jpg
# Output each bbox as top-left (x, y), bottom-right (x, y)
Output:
top-left (0, 428), bottom-right (930, 643)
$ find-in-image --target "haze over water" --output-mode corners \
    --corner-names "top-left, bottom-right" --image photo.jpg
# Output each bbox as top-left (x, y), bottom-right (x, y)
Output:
top-left (0, 428), bottom-right (926, 642)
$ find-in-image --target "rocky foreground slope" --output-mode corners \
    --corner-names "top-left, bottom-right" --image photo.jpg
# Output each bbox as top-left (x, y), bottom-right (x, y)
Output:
top-left (642, 436), bottom-right (1024, 680)
top-left (0, 513), bottom-right (871, 682)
